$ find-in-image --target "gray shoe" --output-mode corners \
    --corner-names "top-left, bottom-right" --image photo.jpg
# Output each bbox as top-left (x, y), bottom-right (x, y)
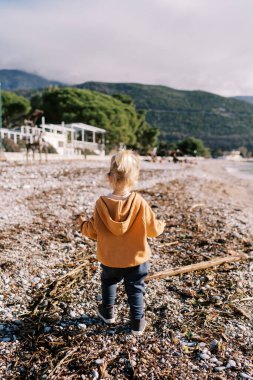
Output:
top-left (98, 304), bottom-right (115, 324)
top-left (131, 316), bottom-right (147, 336)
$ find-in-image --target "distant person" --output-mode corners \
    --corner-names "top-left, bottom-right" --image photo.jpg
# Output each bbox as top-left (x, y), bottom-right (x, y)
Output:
top-left (151, 147), bottom-right (157, 162)
top-left (172, 152), bottom-right (179, 163)
top-left (76, 150), bottom-right (165, 335)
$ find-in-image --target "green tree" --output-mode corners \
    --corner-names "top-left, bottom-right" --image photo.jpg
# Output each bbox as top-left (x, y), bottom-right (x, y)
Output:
top-left (177, 136), bottom-right (209, 156)
top-left (31, 87), bottom-right (152, 150)
top-left (2, 91), bottom-right (30, 127)
top-left (130, 110), bottom-right (159, 154)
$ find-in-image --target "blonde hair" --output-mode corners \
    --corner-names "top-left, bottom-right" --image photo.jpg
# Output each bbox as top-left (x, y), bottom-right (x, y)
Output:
top-left (108, 150), bottom-right (140, 187)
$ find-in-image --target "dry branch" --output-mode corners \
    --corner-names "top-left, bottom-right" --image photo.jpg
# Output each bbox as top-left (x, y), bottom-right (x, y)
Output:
top-left (146, 254), bottom-right (248, 281)
top-left (231, 297), bottom-right (253, 303)
top-left (228, 303), bottom-right (251, 319)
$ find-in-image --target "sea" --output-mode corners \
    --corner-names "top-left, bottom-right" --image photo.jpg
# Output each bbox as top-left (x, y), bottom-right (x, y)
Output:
top-left (226, 160), bottom-right (253, 179)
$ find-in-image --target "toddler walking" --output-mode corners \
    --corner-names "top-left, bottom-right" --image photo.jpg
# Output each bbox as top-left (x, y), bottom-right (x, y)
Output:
top-left (77, 150), bottom-right (165, 335)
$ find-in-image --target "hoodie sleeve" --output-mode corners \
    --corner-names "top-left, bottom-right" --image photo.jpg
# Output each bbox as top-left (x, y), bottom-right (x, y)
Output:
top-left (145, 202), bottom-right (165, 238)
top-left (80, 213), bottom-right (97, 240)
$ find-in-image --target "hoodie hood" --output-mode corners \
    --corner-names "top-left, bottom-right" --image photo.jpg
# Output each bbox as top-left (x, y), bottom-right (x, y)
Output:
top-left (95, 192), bottom-right (142, 236)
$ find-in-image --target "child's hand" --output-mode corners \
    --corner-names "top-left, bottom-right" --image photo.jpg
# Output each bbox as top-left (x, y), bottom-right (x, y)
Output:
top-left (74, 210), bottom-right (87, 230)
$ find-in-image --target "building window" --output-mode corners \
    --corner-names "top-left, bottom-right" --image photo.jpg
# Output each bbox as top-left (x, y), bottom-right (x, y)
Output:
top-left (67, 131), bottom-right (72, 143)
top-left (58, 141), bottom-right (64, 147)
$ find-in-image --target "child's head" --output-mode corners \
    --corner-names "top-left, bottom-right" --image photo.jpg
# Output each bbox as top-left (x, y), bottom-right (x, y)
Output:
top-left (108, 150), bottom-right (140, 189)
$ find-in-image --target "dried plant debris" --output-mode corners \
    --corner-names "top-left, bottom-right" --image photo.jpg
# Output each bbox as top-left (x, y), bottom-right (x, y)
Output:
top-left (0, 160), bottom-right (252, 379)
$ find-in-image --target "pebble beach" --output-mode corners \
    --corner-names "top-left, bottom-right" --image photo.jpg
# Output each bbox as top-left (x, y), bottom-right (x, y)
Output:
top-left (0, 157), bottom-right (252, 379)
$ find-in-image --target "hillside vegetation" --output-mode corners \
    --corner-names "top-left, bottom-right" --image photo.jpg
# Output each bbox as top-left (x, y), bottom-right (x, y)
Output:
top-left (234, 96), bottom-right (253, 105)
top-left (78, 82), bottom-right (253, 151)
top-left (2, 87), bottom-right (158, 153)
top-left (0, 69), bottom-right (63, 91)
top-left (1, 70), bottom-right (253, 151)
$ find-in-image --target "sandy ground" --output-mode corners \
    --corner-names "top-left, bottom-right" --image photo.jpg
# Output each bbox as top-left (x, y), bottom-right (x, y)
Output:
top-left (0, 157), bottom-right (252, 379)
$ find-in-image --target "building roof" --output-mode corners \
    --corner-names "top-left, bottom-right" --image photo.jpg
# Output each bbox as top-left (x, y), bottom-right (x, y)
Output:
top-left (66, 123), bottom-right (106, 133)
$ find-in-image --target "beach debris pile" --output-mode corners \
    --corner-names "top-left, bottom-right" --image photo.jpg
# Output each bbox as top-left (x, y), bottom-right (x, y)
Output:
top-left (0, 160), bottom-right (252, 379)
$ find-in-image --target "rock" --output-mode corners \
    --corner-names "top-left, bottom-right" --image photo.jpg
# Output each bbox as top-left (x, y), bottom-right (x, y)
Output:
top-left (0, 324), bottom-right (5, 331)
top-left (210, 357), bottom-right (218, 363)
top-left (226, 359), bottom-right (237, 368)
top-left (96, 295), bottom-right (102, 301)
top-left (152, 346), bottom-right (161, 354)
top-left (240, 374), bottom-right (253, 380)
top-left (78, 323), bottom-right (87, 330)
top-left (69, 310), bottom-right (76, 318)
top-left (210, 339), bottom-right (219, 350)
top-left (44, 326), bottom-right (52, 333)
top-left (199, 353), bottom-right (210, 360)
top-left (91, 369), bottom-right (99, 379)
top-left (1, 337), bottom-right (11, 342)
top-left (95, 358), bottom-right (104, 365)
top-left (32, 277), bottom-right (41, 284)
top-left (214, 366), bottom-right (226, 372)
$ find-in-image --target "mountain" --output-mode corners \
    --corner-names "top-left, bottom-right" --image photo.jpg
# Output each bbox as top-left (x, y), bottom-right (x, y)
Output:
top-left (2, 69), bottom-right (253, 151)
top-left (234, 96), bottom-right (253, 106)
top-left (76, 82), bottom-right (253, 150)
top-left (0, 69), bottom-right (64, 91)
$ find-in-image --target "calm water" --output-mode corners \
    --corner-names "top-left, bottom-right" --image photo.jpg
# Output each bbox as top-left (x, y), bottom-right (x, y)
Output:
top-left (228, 161), bottom-right (253, 179)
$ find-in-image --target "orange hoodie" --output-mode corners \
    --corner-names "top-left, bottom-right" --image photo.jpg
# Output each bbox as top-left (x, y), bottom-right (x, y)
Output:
top-left (80, 192), bottom-right (165, 268)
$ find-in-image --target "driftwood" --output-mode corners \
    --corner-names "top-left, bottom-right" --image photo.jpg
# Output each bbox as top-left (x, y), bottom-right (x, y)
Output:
top-left (231, 296), bottom-right (253, 303)
top-left (228, 303), bottom-right (251, 319)
top-left (146, 254), bottom-right (248, 281)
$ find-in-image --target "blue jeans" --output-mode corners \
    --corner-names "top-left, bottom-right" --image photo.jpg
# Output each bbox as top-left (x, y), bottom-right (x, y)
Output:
top-left (101, 262), bottom-right (149, 320)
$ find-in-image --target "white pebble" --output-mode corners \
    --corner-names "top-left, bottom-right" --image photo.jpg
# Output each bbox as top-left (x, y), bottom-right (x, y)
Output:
top-left (227, 359), bottom-right (237, 368)
top-left (69, 310), bottom-right (76, 318)
top-left (199, 353), bottom-right (210, 360)
top-left (215, 366), bottom-right (226, 372)
top-left (78, 323), bottom-right (87, 330)
top-left (32, 277), bottom-right (41, 284)
top-left (240, 373), bottom-right (253, 380)
top-left (95, 358), bottom-right (104, 365)
top-left (92, 369), bottom-right (99, 379)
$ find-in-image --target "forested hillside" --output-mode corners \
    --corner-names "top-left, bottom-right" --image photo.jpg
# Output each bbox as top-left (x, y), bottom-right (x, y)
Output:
top-left (78, 82), bottom-right (253, 150)
top-left (1, 70), bottom-right (253, 151)
top-left (1, 87), bottom-right (158, 153)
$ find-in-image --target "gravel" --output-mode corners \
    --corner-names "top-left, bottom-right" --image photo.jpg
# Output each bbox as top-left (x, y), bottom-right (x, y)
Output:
top-left (0, 158), bottom-right (252, 379)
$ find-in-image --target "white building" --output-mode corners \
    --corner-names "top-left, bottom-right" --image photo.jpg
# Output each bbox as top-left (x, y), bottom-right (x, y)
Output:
top-left (223, 150), bottom-right (242, 161)
top-left (0, 118), bottom-right (106, 155)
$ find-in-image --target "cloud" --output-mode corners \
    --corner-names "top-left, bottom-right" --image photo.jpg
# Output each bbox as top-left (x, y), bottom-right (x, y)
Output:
top-left (0, 0), bottom-right (253, 95)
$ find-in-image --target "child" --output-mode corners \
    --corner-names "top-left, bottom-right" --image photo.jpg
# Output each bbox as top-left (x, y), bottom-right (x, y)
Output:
top-left (76, 150), bottom-right (165, 335)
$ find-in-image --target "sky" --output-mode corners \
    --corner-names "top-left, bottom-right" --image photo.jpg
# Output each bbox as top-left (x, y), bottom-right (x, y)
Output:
top-left (0, 0), bottom-right (253, 96)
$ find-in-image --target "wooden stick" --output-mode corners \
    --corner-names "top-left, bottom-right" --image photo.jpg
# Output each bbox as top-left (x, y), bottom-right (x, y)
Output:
top-left (146, 254), bottom-right (248, 281)
top-left (231, 297), bottom-right (253, 303)
top-left (229, 303), bottom-right (251, 319)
